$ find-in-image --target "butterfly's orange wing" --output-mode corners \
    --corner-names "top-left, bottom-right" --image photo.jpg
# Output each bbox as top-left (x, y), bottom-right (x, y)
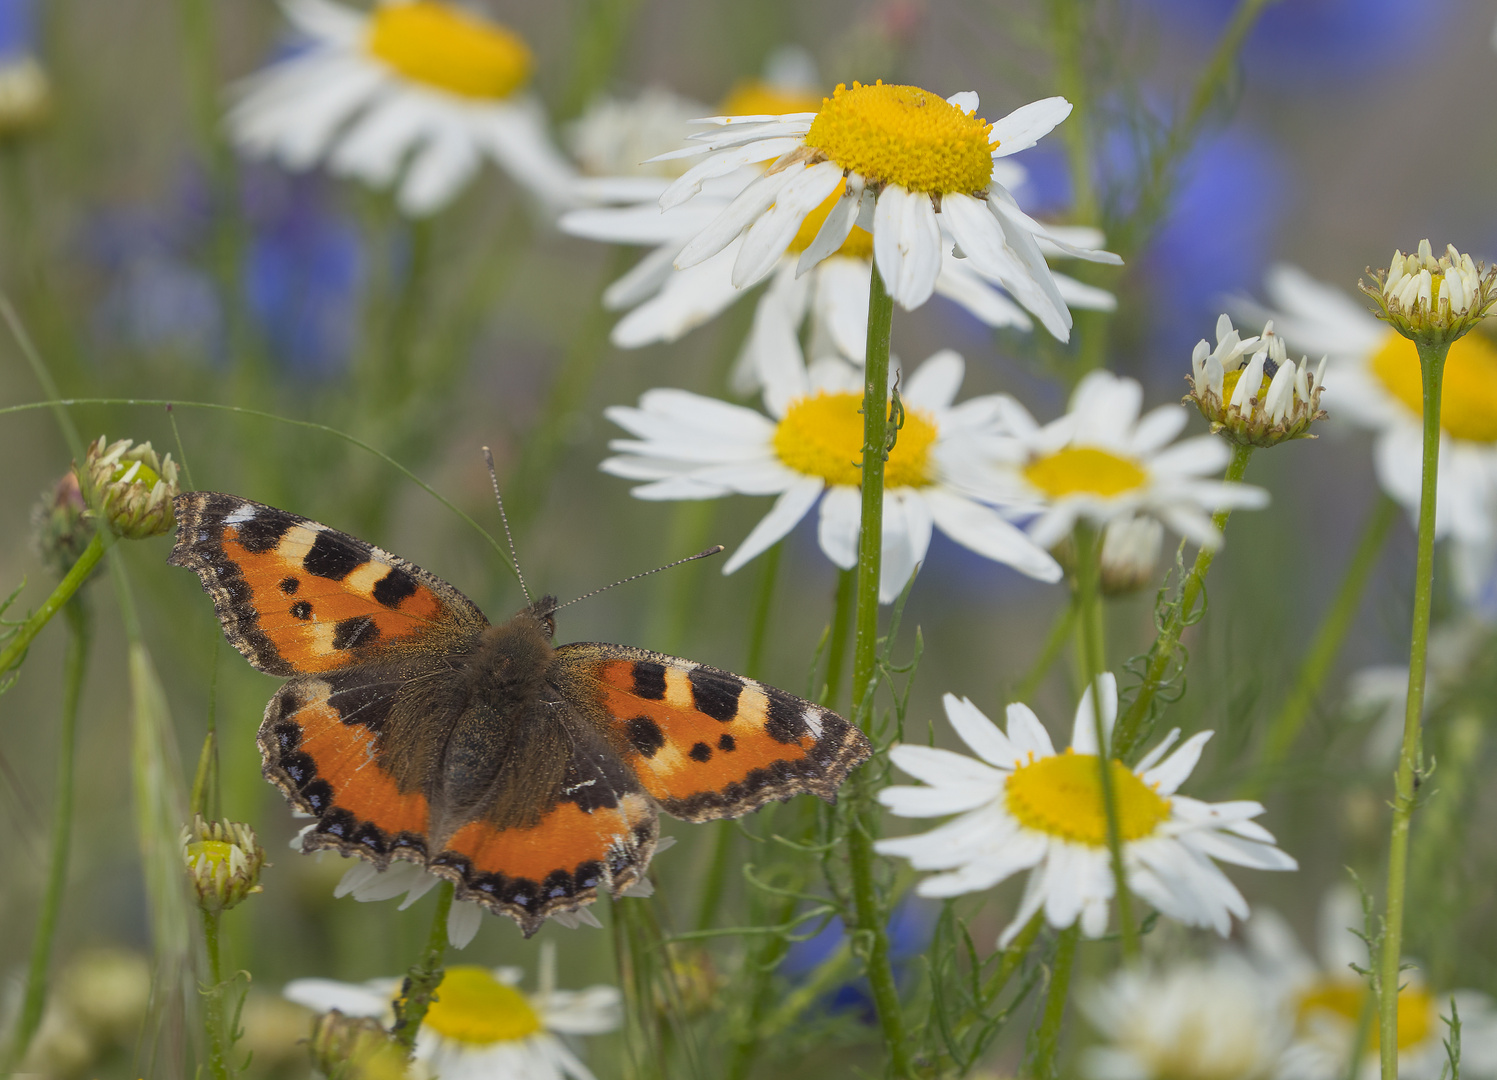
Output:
top-left (170, 492), bottom-right (487, 676)
top-left (551, 644), bottom-right (872, 822)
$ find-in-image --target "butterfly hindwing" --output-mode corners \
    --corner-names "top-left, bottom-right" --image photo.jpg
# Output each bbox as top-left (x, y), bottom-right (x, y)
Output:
top-left (170, 492), bottom-right (487, 676)
top-left (551, 643), bottom-right (872, 822)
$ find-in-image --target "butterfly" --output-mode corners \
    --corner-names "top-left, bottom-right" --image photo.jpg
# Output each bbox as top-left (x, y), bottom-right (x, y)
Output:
top-left (168, 492), bottom-right (872, 935)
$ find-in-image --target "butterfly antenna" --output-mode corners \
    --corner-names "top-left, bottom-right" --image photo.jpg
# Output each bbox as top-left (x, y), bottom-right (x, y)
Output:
top-left (483, 446), bottom-right (531, 606)
top-left (544, 546), bottom-right (725, 616)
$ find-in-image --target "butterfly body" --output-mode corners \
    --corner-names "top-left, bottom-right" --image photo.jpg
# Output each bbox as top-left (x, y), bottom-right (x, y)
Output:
top-left (170, 492), bottom-right (871, 934)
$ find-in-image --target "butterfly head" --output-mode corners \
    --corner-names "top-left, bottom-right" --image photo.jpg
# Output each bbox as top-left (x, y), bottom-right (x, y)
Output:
top-left (525, 594), bottom-right (559, 640)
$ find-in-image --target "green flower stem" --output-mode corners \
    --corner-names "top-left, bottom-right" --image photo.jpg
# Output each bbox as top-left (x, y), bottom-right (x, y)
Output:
top-left (1014, 597), bottom-right (1076, 704)
top-left (6, 600), bottom-right (90, 1071)
top-left (951, 911), bottom-right (1045, 1043)
top-left (841, 260), bottom-right (911, 1077)
top-left (1252, 493), bottom-right (1398, 794)
top-left (614, 895), bottom-right (668, 1080)
top-left (391, 881), bottom-right (454, 1054)
top-left (1029, 924), bottom-right (1081, 1079)
top-left (1379, 337), bottom-right (1449, 1080)
top-left (1112, 442), bottom-right (1254, 761)
top-left (1072, 523), bottom-right (1137, 961)
top-left (823, 567), bottom-right (857, 709)
top-left (200, 909), bottom-right (232, 1080)
top-left (0, 530), bottom-right (105, 682)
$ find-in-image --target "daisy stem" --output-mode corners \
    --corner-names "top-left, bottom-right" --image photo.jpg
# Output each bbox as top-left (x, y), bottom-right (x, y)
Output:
top-left (1252, 493), bottom-right (1398, 795)
top-left (1379, 337), bottom-right (1448, 1080)
top-left (6, 599), bottom-right (89, 1071)
top-left (1029, 923), bottom-right (1080, 1080)
top-left (823, 567), bottom-right (857, 710)
top-left (844, 260), bottom-right (912, 1076)
top-left (0, 530), bottom-right (106, 682)
top-left (1112, 442), bottom-right (1255, 761)
top-left (1072, 522), bottom-right (1138, 962)
top-left (200, 909), bottom-right (232, 1080)
top-left (391, 881), bottom-right (453, 1054)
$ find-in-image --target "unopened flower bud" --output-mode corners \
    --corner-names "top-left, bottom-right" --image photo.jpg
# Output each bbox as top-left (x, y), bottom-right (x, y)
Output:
top-left (655, 944), bottom-right (723, 1018)
top-left (307, 1011), bottom-right (408, 1080)
top-left (0, 55), bottom-right (50, 136)
top-left (1360, 240), bottom-right (1497, 347)
top-left (78, 436), bottom-right (179, 539)
top-left (1098, 514), bottom-right (1164, 597)
top-left (182, 815), bottom-right (266, 913)
top-left (30, 470), bottom-right (91, 577)
top-left (1185, 314), bottom-right (1326, 447)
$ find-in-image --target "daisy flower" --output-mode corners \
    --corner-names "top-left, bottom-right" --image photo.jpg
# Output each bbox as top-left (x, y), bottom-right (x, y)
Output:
top-left (650, 81), bottom-right (1120, 332)
top-left (1249, 264), bottom-right (1497, 564)
top-left (875, 675), bottom-right (1297, 945)
top-left (228, 0), bottom-right (578, 216)
top-left (1080, 955), bottom-right (1291, 1080)
top-left (1248, 887), bottom-right (1497, 1080)
top-left (285, 957), bottom-right (620, 1080)
top-left (601, 347), bottom-right (1062, 603)
top-left (978, 368), bottom-right (1270, 550)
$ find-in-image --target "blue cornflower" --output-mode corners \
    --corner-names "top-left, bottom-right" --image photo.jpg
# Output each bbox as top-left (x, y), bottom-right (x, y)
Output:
top-left (781, 899), bottom-right (934, 1021)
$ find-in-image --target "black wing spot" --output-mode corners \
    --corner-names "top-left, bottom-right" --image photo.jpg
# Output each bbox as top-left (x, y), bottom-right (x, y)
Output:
top-left (689, 667), bottom-right (742, 722)
top-left (303, 781), bottom-right (334, 815)
top-left (717, 733), bottom-right (736, 752)
top-left (689, 741), bottom-right (713, 762)
top-left (290, 601), bottom-right (313, 621)
top-left (234, 513), bottom-right (293, 554)
top-left (632, 662), bottom-right (667, 700)
top-left (279, 576), bottom-right (300, 595)
top-left (332, 615), bottom-right (379, 651)
top-left (627, 716), bottom-right (665, 758)
top-left (303, 530), bottom-right (368, 580)
top-left (373, 568), bottom-right (419, 608)
top-left (765, 690), bottom-right (807, 744)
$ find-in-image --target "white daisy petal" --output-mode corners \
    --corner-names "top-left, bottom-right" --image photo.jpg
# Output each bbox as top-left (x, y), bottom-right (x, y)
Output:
top-left (873, 184), bottom-right (943, 309)
top-left (733, 161), bottom-right (846, 288)
top-left (722, 477), bottom-right (824, 574)
top-left (989, 96), bottom-right (1073, 158)
top-left (816, 484), bottom-right (862, 570)
top-left (943, 694), bottom-right (1021, 767)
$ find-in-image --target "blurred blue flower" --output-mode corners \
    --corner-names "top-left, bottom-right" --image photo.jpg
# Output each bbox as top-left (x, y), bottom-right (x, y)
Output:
top-left (1138, 0), bottom-right (1455, 83)
top-left (782, 898), bottom-right (933, 1021)
top-left (0, 0), bottom-right (39, 59)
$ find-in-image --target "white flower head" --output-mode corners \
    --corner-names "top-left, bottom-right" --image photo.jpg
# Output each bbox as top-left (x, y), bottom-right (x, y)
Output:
top-left (1080, 955), bottom-right (1291, 1080)
top-left (601, 348), bottom-right (1063, 603)
top-left (228, 0), bottom-right (578, 216)
top-left (1187, 313), bottom-right (1327, 447)
top-left (1360, 240), bottom-right (1497, 346)
top-left (285, 952), bottom-right (620, 1080)
top-left (876, 677), bottom-right (1296, 945)
top-left (1249, 264), bottom-right (1497, 600)
top-left (643, 81), bottom-right (1120, 336)
top-left (980, 368), bottom-right (1270, 550)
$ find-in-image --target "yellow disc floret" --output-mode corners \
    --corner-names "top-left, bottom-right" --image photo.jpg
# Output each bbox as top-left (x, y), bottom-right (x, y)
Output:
top-left (788, 189), bottom-right (873, 260)
top-left (1023, 446), bottom-right (1149, 499)
top-left (719, 80), bottom-right (823, 117)
top-left (803, 81), bottom-right (995, 194)
top-left (1368, 330), bottom-right (1497, 443)
top-left (185, 840), bottom-right (235, 871)
top-left (773, 391), bottom-right (937, 488)
top-left (1005, 750), bottom-right (1170, 846)
top-left (367, 2), bottom-right (532, 100)
top-left (420, 967), bottom-right (542, 1044)
top-left (1297, 978), bottom-right (1433, 1052)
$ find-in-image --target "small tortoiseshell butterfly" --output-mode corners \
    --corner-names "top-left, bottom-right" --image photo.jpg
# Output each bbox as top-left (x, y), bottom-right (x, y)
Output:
top-left (169, 492), bottom-right (871, 935)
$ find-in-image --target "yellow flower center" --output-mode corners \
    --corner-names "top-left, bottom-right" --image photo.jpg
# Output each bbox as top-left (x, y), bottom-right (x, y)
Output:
top-left (1023, 446), bottom-right (1149, 499)
top-left (367, 2), bottom-right (532, 100)
top-left (719, 80), bottom-right (823, 117)
top-left (185, 839), bottom-right (234, 870)
top-left (1004, 750), bottom-right (1170, 846)
top-left (773, 391), bottom-right (937, 488)
top-left (1219, 367), bottom-right (1271, 406)
top-left (803, 81), bottom-right (995, 194)
top-left (1368, 330), bottom-right (1497, 443)
top-left (421, 967), bottom-right (542, 1044)
top-left (111, 460), bottom-right (161, 488)
top-left (1297, 979), bottom-right (1433, 1052)
top-left (787, 189), bottom-right (874, 260)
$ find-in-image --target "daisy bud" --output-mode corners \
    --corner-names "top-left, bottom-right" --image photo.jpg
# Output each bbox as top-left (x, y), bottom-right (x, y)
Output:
top-left (1360, 240), bottom-right (1497, 347)
top-left (30, 470), bottom-right (91, 578)
top-left (77, 436), bottom-right (180, 540)
top-left (0, 55), bottom-right (51, 136)
top-left (656, 944), bottom-right (723, 1018)
top-left (1098, 514), bottom-right (1164, 597)
top-left (181, 815), bottom-right (266, 913)
top-left (1185, 316), bottom-right (1326, 447)
top-left (307, 1011), bottom-right (409, 1080)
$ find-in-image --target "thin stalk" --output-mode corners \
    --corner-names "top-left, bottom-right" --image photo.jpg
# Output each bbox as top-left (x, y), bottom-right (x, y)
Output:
top-left (950, 911), bottom-right (1045, 1043)
top-left (725, 886), bottom-right (800, 1080)
top-left (823, 567), bottom-right (857, 709)
top-left (1046, 0), bottom-right (1096, 225)
top-left (1072, 523), bottom-right (1137, 961)
top-left (391, 882), bottom-right (454, 1053)
top-left (1014, 598), bottom-right (1076, 704)
top-left (759, 941), bottom-right (854, 1038)
top-left (200, 910), bottom-right (231, 1080)
top-left (6, 600), bottom-right (90, 1070)
top-left (1112, 442), bottom-right (1254, 760)
top-left (0, 531), bottom-right (105, 681)
top-left (1252, 494), bottom-right (1398, 793)
top-left (1029, 924), bottom-right (1080, 1079)
top-left (1379, 338), bottom-right (1448, 1080)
